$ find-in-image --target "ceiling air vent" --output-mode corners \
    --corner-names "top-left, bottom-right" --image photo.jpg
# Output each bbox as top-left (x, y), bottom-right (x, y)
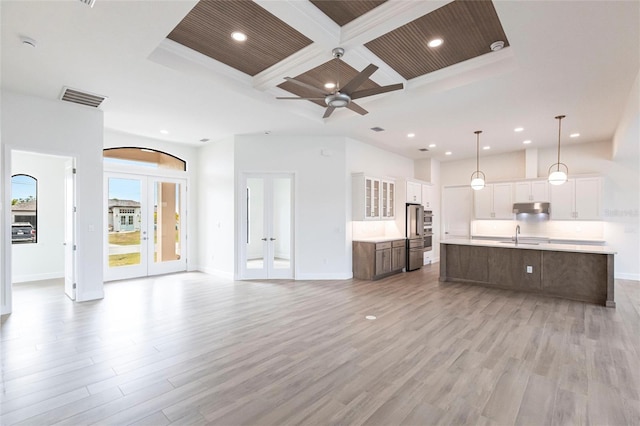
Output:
top-left (418, 148), bottom-right (429, 152)
top-left (79, 0), bottom-right (96, 7)
top-left (60, 87), bottom-right (107, 108)
top-left (370, 127), bottom-right (385, 132)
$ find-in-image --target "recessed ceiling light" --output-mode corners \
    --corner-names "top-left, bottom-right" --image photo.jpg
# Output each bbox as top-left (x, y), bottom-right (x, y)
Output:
top-left (445, 151), bottom-right (452, 156)
top-left (160, 129), bottom-right (169, 135)
top-left (324, 82), bottom-right (336, 89)
top-left (483, 146), bottom-right (491, 150)
top-left (365, 315), bottom-right (377, 320)
top-left (514, 127), bottom-right (524, 132)
top-left (231, 31), bottom-right (247, 42)
top-left (570, 133), bottom-right (580, 138)
top-left (428, 143), bottom-right (436, 148)
top-left (427, 38), bottom-right (443, 48)
top-left (407, 133), bottom-right (415, 138)
top-left (523, 140), bottom-right (532, 144)
top-left (490, 41), bottom-right (505, 51)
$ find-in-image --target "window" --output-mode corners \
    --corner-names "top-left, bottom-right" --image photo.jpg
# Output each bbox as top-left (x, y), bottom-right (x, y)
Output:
top-left (121, 216), bottom-right (126, 225)
top-left (11, 174), bottom-right (37, 244)
top-left (103, 147), bottom-right (186, 171)
top-left (128, 216), bottom-right (134, 225)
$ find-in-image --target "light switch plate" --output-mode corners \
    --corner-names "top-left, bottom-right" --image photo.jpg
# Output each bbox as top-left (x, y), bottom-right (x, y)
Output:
top-left (526, 266), bottom-right (533, 274)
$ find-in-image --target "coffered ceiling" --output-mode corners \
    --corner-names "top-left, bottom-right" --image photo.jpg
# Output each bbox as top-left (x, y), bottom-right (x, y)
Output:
top-left (1, 1), bottom-right (638, 161)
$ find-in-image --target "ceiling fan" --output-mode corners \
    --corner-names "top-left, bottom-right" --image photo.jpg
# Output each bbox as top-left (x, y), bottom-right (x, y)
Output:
top-left (277, 47), bottom-right (404, 119)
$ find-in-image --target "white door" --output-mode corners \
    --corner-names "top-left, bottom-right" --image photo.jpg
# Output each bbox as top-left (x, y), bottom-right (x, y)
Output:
top-left (240, 173), bottom-right (294, 279)
top-left (443, 186), bottom-right (472, 238)
top-left (105, 173), bottom-right (186, 281)
top-left (64, 159), bottom-right (77, 300)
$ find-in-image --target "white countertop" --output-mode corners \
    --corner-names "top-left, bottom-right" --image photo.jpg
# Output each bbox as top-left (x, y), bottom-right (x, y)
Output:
top-left (471, 234), bottom-right (606, 244)
top-left (442, 238), bottom-right (616, 254)
top-left (353, 237), bottom-right (406, 243)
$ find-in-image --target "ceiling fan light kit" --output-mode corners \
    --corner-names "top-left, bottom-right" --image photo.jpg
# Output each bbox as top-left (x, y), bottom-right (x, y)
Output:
top-left (276, 47), bottom-right (404, 118)
top-left (470, 130), bottom-right (486, 190)
top-left (548, 115), bottom-right (568, 186)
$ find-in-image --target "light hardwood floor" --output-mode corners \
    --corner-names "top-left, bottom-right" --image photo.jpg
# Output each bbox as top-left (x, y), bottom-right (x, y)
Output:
top-left (1, 266), bottom-right (639, 425)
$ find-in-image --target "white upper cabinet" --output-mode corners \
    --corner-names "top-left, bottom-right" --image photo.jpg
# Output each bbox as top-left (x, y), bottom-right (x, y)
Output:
top-left (514, 180), bottom-right (549, 202)
top-left (380, 179), bottom-right (395, 219)
top-left (422, 184), bottom-right (434, 209)
top-left (352, 173), bottom-right (395, 221)
top-left (406, 181), bottom-right (422, 204)
top-left (474, 183), bottom-right (514, 219)
top-left (550, 177), bottom-right (601, 220)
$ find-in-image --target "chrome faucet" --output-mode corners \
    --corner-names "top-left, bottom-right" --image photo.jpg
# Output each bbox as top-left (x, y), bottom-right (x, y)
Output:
top-left (515, 225), bottom-right (521, 245)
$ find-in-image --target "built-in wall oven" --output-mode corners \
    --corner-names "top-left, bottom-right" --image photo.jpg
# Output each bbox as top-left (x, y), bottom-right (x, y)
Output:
top-left (424, 210), bottom-right (433, 252)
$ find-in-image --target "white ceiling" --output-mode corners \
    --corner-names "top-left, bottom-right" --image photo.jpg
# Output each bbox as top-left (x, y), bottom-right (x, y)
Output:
top-left (2, 0), bottom-right (638, 161)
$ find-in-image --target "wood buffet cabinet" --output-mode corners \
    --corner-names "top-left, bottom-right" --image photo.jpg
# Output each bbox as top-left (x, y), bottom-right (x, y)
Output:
top-left (353, 239), bottom-right (406, 280)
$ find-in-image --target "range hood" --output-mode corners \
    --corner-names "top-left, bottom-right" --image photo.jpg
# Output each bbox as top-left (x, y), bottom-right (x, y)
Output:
top-left (513, 202), bottom-right (550, 215)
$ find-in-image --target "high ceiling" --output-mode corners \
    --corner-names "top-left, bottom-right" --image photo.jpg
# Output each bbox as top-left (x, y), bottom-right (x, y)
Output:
top-left (1, 1), bottom-right (638, 161)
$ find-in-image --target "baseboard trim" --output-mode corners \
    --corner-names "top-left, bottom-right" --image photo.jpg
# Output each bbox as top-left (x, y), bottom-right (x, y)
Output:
top-left (77, 290), bottom-right (104, 302)
top-left (197, 266), bottom-right (234, 280)
top-left (12, 272), bottom-right (64, 283)
top-left (615, 272), bottom-right (640, 281)
top-left (295, 272), bottom-right (353, 280)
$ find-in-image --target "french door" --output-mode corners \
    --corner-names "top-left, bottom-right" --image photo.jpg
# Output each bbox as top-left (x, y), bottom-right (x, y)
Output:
top-left (240, 173), bottom-right (294, 279)
top-left (105, 173), bottom-right (186, 281)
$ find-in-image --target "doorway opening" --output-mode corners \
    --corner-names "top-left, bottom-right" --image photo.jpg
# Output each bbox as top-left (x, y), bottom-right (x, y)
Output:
top-left (239, 173), bottom-right (294, 279)
top-left (103, 148), bottom-right (188, 281)
top-left (10, 150), bottom-right (77, 301)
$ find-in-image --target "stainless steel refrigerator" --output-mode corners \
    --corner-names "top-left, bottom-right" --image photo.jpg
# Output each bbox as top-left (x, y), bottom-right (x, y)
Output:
top-left (406, 203), bottom-right (425, 271)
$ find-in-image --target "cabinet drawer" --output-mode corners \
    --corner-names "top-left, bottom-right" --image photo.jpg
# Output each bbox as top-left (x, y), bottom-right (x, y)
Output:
top-left (375, 242), bottom-right (392, 250)
top-left (392, 239), bottom-right (406, 248)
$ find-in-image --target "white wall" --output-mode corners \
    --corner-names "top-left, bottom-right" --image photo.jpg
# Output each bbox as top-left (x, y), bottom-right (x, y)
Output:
top-left (2, 91), bottom-right (104, 313)
top-left (103, 129), bottom-right (199, 271)
top-left (607, 70), bottom-right (640, 280)
top-left (196, 137), bottom-right (235, 278)
top-left (11, 151), bottom-right (66, 282)
top-left (236, 135), bottom-right (349, 279)
top-left (440, 150), bottom-right (526, 186)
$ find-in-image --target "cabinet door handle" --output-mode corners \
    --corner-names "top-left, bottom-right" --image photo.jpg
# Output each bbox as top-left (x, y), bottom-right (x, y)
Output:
top-left (270, 238), bottom-right (276, 241)
top-left (261, 238), bottom-right (267, 241)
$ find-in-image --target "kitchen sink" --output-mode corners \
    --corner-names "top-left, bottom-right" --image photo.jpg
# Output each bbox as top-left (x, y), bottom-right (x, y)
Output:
top-left (498, 241), bottom-right (540, 245)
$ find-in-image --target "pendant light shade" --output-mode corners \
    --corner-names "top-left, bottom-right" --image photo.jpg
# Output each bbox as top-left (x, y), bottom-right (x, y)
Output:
top-left (548, 115), bottom-right (568, 186)
top-left (470, 130), bottom-right (485, 190)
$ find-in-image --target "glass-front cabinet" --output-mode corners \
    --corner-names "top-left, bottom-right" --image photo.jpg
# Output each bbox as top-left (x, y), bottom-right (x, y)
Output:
top-left (352, 173), bottom-right (395, 221)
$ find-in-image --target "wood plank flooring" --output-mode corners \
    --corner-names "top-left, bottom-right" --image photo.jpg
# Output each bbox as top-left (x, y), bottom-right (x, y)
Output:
top-left (1, 266), bottom-right (639, 425)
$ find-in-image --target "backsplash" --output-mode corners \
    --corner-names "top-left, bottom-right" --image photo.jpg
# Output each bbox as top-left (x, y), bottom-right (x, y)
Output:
top-left (352, 220), bottom-right (403, 239)
top-left (472, 220), bottom-right (605, 241)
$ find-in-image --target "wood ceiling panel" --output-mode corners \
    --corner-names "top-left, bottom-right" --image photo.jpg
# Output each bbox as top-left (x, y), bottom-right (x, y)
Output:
top-left (310, 1), bottom-right (388, 26)
top-left (278, 60), bottom-right (380, 107)
top-left (167, 0), bottom-right (312, 76)
top-left (364, 0), bottom-right (509, 80)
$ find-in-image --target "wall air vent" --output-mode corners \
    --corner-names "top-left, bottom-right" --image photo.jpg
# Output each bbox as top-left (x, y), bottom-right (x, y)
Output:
top-left (370, 127), bottom-right (385, 132)
top-left (79, 0), bottom-right (96, 7)
top-left (59, 87), bottom-right (107, 108)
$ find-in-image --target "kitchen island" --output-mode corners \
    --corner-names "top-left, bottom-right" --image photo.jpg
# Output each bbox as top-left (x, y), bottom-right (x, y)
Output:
top-left (440, 239), bottom-right (616, 307)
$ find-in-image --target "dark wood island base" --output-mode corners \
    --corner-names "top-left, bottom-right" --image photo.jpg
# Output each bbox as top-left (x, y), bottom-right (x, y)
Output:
top-left (439, 242), bottom-right (615, 307)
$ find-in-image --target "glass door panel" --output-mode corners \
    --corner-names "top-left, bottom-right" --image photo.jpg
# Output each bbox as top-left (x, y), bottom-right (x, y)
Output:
top-left (148, 178), bottom-right (187, 276)
top-left (106, 175), bottom-right (146, 280)
top-left (246, 178), bottom-right (265, 271)
top-left (272, 177), bottom-right (291, 271)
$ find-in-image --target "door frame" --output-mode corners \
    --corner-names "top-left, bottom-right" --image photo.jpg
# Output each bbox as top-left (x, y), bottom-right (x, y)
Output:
top-left (237, 172), bottom-right (295, 280)
top-left (103, 166), bottom-right (188, 281)
top-left (1, 147), bottom-right (77, 314)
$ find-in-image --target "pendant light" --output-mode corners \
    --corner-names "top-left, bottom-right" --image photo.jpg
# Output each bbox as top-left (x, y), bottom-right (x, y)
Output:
top-left (470, 130), bottom-right (485, 190)
top-left (548, 115), bottom-right (568, 185)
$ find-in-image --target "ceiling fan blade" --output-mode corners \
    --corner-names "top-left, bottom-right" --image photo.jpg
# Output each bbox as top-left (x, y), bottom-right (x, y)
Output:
top-left (350, 83), bottom-right (404, 100)
top-left (346, 102), bottom-right (368, 116)
top-left (284, 77), bottom-right (327, 95)
top-left (323, 106), bottom-right (336, 119)
top-left (276, 97), bottom-right (326, 100)
top-left (341, 64), bottom-right (379, 94)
